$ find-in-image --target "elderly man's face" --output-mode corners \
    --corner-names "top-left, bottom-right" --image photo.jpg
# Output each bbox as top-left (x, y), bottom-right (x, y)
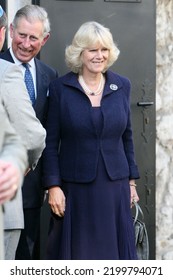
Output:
top-left (10, 17), bottom-right (49, 63)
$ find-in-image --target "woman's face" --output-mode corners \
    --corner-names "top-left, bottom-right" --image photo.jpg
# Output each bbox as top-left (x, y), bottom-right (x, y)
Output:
top-left (81, 44), bottom-right (109, 75)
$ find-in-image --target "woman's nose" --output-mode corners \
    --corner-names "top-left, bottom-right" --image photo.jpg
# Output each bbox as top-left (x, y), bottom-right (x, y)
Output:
top-left (96, 50), bottom-right (103, 58)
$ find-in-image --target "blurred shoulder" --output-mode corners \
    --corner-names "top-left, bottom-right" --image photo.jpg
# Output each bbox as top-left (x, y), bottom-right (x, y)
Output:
top-left (0, 59), bottom-right (17, 72)
top-left (0, 59), bottom-right (23, 82)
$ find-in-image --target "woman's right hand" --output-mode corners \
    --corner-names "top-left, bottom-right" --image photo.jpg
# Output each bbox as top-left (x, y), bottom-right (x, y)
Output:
top-left (48, 186), bottom-right (66, 217)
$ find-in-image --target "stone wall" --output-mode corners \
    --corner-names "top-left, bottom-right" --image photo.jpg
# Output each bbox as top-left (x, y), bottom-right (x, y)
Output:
top-left (156, 0), bottom-right (173, 260)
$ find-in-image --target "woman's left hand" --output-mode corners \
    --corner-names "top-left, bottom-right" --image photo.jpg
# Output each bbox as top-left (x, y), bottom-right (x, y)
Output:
top-left (130, 182), bottom-right (139, 208)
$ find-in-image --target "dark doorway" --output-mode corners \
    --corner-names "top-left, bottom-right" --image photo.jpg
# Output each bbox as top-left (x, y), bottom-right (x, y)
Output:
top-left (33, 0), bottom-right (156, 259)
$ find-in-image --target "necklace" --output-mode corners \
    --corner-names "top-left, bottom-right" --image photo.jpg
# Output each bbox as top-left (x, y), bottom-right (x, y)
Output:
top-left (79, 74), bottom-right (104, 96)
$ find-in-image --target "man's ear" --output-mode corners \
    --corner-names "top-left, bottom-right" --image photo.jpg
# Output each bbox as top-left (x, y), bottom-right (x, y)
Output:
top-left (41, 33), bottom-right (50, 47)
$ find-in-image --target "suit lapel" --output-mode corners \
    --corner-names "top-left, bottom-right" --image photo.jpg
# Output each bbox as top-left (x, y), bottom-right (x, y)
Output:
top-left (34, 59), bottom-right (48, 111)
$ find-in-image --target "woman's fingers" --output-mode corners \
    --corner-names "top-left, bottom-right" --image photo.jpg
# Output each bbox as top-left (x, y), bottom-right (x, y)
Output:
top-left (48, 186), bottom-right (66, 217)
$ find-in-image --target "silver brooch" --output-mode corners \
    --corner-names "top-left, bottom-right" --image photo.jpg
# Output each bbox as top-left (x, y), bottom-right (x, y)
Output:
top-left (110, 84), bottom-right (118, 91)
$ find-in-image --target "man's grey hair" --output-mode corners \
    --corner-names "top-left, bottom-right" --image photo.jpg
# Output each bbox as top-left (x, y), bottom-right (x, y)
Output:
top-left (12, 4), bottom-right (50, 37)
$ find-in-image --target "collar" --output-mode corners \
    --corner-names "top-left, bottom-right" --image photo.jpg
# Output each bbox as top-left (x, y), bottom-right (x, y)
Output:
top-left (61, 70), bottom-right (123, 96)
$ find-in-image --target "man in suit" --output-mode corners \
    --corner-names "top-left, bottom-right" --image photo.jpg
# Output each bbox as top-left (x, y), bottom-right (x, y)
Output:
top-left (0, 103), bottom-right (28, 259)
top-left (0, 5), bottom-right (46, 259)
top-left (0, 4), bottom-right (58, 259)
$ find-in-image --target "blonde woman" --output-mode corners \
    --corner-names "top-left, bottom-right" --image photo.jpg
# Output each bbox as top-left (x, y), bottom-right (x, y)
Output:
top-left (43, 21), bottom-right (139, 260)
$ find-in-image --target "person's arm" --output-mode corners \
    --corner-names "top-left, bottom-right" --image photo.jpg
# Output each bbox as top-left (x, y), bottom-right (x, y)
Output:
top-left (121, 78), bottom-right (140, 206)
top-left (122, 78), bottom-right (140, 179)
top-left (42, 80), bottom-right (65, 217)
top-left (1, 62), bottom-right (46, 169)
top-left (0, 104), bottom-right (28, 203)
top-left (0, 161), bottom-right (19, 204)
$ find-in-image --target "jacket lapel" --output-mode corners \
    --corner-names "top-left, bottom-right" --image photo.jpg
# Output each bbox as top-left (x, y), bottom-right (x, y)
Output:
top-left (103, 70), bottom-right (123, 97)
top-left (34, 59), bottom-right (48, 111)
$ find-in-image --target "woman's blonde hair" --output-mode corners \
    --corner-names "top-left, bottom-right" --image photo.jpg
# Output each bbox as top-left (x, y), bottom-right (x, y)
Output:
top-left (65, 21), bottom-right (120, 73)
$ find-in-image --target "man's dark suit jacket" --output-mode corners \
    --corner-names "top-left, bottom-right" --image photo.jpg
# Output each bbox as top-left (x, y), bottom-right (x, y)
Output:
top-left (0, 49), bottom-right (58, 208)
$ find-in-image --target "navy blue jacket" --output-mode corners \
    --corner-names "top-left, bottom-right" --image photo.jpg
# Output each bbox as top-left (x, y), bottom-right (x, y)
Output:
top-left (0, 49), bottom-right (58, 207)
top-left (43, 70), bottom-right (139, 187)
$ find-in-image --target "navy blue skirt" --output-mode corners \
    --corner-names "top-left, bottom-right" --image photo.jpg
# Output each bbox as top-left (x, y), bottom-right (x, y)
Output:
top-left (46, 108), bottom-right (137, 260)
